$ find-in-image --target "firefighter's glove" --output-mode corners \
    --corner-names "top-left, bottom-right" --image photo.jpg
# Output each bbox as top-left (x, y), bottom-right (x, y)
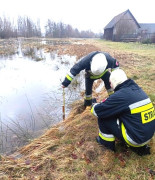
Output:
top-left (108, 91), bottom-right (114, 96)
top-left (107, 88), bottom-right (114, 96)
top-left (62, 77), bottom-right (71, 87)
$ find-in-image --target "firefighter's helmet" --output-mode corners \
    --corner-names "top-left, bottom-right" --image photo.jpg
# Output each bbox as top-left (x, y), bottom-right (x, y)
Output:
top-left (110, 69), bottom-right (127, 89)
top-left (91, 53), bottom-right (107, 75)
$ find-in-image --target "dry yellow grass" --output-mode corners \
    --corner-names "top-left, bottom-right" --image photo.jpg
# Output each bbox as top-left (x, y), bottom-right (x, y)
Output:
top-left (0, 39), bottom-right (154, 180)
top-left (0, 100), bottom-right (154, 180)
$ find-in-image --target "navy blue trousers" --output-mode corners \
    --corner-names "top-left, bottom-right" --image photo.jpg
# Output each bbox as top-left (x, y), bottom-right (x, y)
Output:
top-left (85, 71), bottom-right (111, 96)
top-left (98, 117), bottom-right (124, 150)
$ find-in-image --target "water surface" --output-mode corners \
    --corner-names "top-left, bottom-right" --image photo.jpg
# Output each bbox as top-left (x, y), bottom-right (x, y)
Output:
top-left (0, 41), bottom-right (84, 154)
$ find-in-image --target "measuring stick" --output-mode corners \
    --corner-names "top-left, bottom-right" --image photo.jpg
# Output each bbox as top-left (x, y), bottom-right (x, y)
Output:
top-left (62, 88), bottom-right (65, 120)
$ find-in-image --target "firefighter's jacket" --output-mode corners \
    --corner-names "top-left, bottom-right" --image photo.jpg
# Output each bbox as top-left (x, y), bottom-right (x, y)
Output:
top-left (62, 51), bottom-right (119, 87)
top-left (91, 79), bottom-right (155, 146)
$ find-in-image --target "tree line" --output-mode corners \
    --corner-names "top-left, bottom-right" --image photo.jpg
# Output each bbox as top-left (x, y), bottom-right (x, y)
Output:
top-left (0, 16), bottom-right (100, 39)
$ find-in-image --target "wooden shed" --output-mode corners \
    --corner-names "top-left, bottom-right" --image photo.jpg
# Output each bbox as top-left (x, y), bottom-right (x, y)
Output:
top-left (104, 9), bottom-right (140, 41)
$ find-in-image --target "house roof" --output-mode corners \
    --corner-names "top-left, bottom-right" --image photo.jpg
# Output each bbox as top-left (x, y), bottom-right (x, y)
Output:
top-left (104, 9), bottom-right (140, 29)
top-left (139, 23), bottom-right (155, 33)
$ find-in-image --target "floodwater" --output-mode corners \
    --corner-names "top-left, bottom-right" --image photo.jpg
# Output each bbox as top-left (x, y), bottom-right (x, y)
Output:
top-left (0, 42), bottom-right (84, 154)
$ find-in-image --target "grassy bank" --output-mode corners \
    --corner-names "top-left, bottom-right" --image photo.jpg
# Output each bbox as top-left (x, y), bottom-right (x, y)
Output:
top-left (0, 39), bottom-right (154, 180)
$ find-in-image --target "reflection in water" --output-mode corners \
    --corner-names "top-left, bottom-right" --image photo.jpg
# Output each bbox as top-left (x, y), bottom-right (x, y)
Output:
top-left (0, 41), bottom-right (84, 154)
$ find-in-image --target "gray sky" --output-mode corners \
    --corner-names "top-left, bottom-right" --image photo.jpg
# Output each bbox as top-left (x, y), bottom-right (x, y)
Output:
top-left (0, 0), bottom-right (155, 33)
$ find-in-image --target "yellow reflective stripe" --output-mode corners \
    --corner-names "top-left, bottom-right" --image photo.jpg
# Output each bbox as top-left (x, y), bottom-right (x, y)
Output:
top-left (112, 67), bottom-right (119, 71)
top-left (84, 96), bottom-right (92, 100)
top-left (66, 74), bottom-right (73, 81)
top-left (90, 69), bottom-right (108, 79)
top-left (99, 132), bottom-right (115, 142)
top-left (121, 123), bottom-right (146, 147)
top-left (131, 103), bottom-right (153, 114)
top-left (108, 91), bottom-right (114, 96)
top-left (91, 103), bottom-right (99, 117)
top-left (91, 106), bottom-right (94, 114)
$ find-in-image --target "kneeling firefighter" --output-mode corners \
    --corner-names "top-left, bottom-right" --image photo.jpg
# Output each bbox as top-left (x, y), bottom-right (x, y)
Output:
top-left (91, 69), bottom-right (155, 155)
top-left (62, 51), bottom-right (119, 107)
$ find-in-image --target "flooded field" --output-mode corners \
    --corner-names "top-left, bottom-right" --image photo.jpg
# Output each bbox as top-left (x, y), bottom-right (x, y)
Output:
top-left (0, 38), bottom-right (88, 154)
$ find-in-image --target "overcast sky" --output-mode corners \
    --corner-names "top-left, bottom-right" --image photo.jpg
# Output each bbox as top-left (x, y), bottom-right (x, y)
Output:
top-left (0, 0), bottom-right (155, 33)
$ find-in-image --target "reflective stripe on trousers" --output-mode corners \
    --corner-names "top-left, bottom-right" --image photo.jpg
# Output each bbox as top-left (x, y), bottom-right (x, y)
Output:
top-left (121, 123), bottom-right (150, 147)
top-left (84, 94), bottom-right (92, 100)
top-left (99, 129), bottom-right (115, 142)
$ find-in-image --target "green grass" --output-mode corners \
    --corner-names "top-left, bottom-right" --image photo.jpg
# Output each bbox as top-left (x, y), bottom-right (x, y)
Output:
top-left (92, 39), bottom-right (155, 97)
top-left (97, 39), bottom-right (155, 60)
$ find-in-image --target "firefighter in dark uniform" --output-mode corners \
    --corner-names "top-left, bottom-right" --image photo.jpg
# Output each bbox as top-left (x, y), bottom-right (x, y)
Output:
top-left (62, 51), bottom-right (119, 107)
top-left (91, 69), bottom-right (155, 155)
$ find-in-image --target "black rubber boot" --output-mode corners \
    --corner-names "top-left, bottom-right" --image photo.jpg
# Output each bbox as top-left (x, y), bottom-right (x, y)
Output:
top-left (130, 145), bottom-right (151, 156)
top-left (84, 99), bottom-right (92, 107)
top-left (96, 136), bottom-right (115, 152)
top-left (84, 98), bottom-right (97, 107)
top-left (96, 136), bottom-right (104, 145)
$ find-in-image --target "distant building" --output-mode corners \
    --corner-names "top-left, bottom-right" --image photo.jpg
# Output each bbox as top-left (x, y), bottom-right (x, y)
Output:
top-left (139, 23), bottom-right (155, 41)
top-left (104, 9), bottom-right (155, 42)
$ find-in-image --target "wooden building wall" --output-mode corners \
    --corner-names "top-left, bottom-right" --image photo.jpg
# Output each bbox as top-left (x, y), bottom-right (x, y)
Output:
top-left (104, 28), bottom-right (113, 40)
top-left (113, 12), bottom-right (139, 41)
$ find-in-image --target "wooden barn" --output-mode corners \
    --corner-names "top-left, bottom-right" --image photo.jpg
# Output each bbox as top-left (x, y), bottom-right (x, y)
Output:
top-left (104, 9), bottom-right (155, 42)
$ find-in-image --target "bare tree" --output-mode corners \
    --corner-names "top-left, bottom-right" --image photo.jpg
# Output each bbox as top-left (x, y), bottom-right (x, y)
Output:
top-left (17, 16), bottom-right (41, 38)
top-left (0, 15), bottom-right (97, 39)
top-left (0, 16), bottom-right (17, 38)
top-left (45, 20), bottom-right (96, 38)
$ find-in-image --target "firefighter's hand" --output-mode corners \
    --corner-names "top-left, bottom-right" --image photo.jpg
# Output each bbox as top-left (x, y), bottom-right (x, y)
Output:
top-left (62, 77), bottom-right (71, 88)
